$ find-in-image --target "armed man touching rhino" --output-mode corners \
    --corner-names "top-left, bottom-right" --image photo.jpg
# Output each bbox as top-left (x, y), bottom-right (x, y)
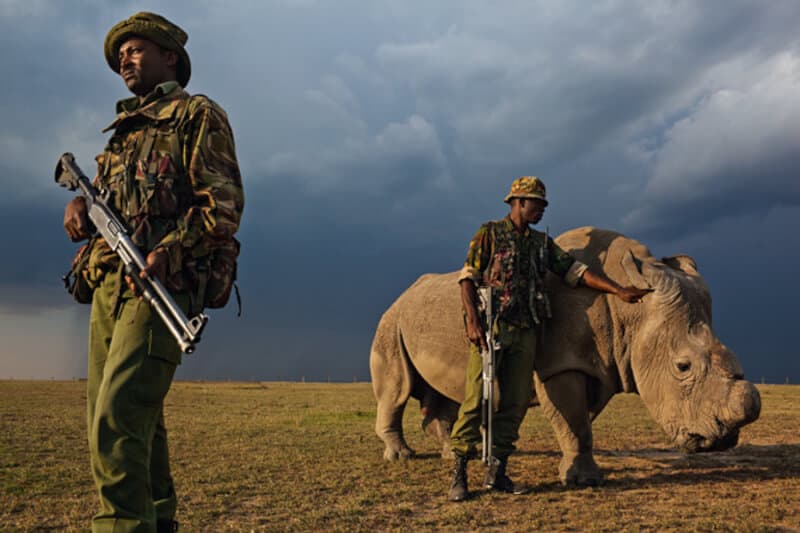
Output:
top-left (448, 177), bottom-right (650, 500)
top-left (369, 177), bottom-right (761, 501)
top-left (60, 12), bottom-right (244, 532)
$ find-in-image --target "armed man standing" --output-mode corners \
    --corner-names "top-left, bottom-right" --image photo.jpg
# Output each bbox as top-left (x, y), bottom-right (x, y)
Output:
top-left (448, 177), bottom-right (648, 501)
top-left (61, 12), bottom-right (244, 532)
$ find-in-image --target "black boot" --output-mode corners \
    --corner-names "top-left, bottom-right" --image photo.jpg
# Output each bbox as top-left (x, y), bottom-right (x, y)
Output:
top-left (448, 454), bottom-right (469, 501)
top-left (484, 456), bottom-right (525, 494)
top-left (156, 520), bottom-right (179, 533)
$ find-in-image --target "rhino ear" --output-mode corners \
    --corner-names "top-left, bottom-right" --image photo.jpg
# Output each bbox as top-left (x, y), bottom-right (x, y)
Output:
top-left (662, 255), bottom-right (698, 274)
top-left (621, 250), bottom-right (653, 290)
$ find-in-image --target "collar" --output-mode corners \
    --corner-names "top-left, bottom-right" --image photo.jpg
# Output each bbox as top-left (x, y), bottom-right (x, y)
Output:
top-left (115, 81), bottom-right (181, 114)
top-left (502, 215), bottom-right (531, 237)
top-left (104, 82), bottom-right (185, 132)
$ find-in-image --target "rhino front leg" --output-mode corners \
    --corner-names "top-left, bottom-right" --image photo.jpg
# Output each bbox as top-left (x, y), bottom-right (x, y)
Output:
top-left (535, 371), bottom-right (603, 486)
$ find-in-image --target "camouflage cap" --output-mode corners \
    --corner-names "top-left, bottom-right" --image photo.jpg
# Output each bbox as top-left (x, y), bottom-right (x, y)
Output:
top-left (104, 12), bottom-right (191, 87)
top-left (503, 176), bottom-right (548, 205)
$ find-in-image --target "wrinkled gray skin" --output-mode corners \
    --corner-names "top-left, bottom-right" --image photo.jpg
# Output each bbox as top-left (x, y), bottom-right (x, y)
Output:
top-left (370, 227), bottom-right (761, 485)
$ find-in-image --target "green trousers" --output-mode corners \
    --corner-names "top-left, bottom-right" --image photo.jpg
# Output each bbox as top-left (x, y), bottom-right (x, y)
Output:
top-left (87, 274), bottom-right (186, 533)
top-left (450, 322), bottom-right (537, 458)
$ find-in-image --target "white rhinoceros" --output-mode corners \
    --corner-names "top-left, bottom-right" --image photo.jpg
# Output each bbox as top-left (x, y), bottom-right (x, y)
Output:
top-left (370, 227), bottom-right (761, 485)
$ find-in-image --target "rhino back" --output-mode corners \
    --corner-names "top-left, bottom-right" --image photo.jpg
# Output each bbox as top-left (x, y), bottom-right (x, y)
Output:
top-left (392, 272), bottom-right (473, 403)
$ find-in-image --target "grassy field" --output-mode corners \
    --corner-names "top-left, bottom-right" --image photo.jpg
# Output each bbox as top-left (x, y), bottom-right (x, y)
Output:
top-left (1, 381), bottom-right (798, 532)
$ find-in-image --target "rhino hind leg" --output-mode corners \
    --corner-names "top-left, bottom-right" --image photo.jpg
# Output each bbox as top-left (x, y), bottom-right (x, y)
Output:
top-left (376, 400), bottom-right (416, 461)
top-left (418, 384), bottom-right (459, 459)
top-left (535, 370), bottom-right (603, 487)
top-left (370, 316), bottom-right (416, 461)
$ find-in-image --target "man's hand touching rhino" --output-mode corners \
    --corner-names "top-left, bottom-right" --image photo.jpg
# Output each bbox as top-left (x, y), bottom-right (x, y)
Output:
top-left (581, 269), bottom-right (653, 303)
top-left (465, 315), bottom-right (487, 350)
top-left (615, 285), bottom-right (653, 303)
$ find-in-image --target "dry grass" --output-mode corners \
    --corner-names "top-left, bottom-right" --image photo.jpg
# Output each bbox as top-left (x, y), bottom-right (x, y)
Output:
top-left (1, 381), bottom-right (798, 532)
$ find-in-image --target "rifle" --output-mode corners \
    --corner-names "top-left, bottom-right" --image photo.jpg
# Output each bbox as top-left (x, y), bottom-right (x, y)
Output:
top-left (536, 225), bottom-right (552, 322)
top-left (479, 285), bottom-right (500, 465)
top-left (55, 152), bottom-right (208, 354)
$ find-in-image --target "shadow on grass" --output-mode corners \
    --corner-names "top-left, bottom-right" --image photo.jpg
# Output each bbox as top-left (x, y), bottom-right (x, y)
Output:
top-left (408, 449), bottom-right (562, 461)
top-left (411, 452), bottom-right (444, 460)
top-left (596, 443), bottom-right (800, 489)
top-left (410, 444), bottom-right (800, 494)
top-left (512, 449), bottom-right (562, 458)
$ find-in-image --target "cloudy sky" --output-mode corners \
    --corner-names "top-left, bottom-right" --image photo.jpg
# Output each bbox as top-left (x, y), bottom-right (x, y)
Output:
top-left (1, 0), bottom-right (798, 383)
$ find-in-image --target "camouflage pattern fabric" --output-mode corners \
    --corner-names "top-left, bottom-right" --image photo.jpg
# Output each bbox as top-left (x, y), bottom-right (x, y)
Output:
top-left (86, 82), bottom-right (244, 303)
top-left (81, 79), bottom-right (242, 531)
top-left (503, 175), bottom-right (548, 204)
top-left (457, 217), bottom-right (583, 327)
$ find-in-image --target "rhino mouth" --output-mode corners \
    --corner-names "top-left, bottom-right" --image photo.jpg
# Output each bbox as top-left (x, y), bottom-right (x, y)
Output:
top-left (678, 418), bottom-right (740, 453)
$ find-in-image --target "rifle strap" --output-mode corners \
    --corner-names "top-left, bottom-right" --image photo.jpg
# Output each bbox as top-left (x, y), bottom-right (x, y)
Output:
top-left (233, 282), bottom-right (242, 317)
top-left (190, 269), bottom-right (208, 317)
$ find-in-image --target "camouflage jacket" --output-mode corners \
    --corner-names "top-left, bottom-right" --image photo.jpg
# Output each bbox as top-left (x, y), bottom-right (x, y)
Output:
top-left (457, 217), bottom-right (587, 327)
top-left (85, 82), bottom-right (244, 297)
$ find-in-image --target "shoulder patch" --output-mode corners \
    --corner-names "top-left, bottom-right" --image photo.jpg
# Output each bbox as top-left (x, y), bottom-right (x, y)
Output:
top-left (187, 94), bottom-right (228, 120)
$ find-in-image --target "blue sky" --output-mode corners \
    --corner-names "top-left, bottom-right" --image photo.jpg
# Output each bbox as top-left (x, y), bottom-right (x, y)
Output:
top-left (1, 0), bottom-right (798, 382)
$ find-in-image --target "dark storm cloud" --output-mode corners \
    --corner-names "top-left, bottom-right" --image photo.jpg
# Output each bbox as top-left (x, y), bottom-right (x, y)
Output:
top-left (242, 0), bottom-right (800, 238)
top-left (174, 177), bottom-right (468, 381)
top-left (1, 1), bottom-right (798, 380)
top-left (0, 202), bottom-right (72, 286)
top-left (644, 206), bottom-right (800, 383)
top-left (624, 53), bottom-right (800, 239)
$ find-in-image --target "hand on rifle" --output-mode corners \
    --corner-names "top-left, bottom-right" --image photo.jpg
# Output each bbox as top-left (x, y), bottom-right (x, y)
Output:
top-left (125, 248), bottom-right (168, 297)
top-left (63, 197), bottom-right (92, 242)
top-left (466, 315), bottom-right (488, 351)
top-left (460, 279), bottom-right (489, 351)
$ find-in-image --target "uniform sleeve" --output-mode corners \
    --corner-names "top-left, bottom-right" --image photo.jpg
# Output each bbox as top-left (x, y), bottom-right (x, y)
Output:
top-left (457, 224), bottom-right (491, 284)
top-left (547, 237), bottom-right (588, 287)
top-left (155, 98), bottom-right (245, 275)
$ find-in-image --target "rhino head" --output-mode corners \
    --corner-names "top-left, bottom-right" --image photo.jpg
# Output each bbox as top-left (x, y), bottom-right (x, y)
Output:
top-left (622, 252), bottom-right (761, 453)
